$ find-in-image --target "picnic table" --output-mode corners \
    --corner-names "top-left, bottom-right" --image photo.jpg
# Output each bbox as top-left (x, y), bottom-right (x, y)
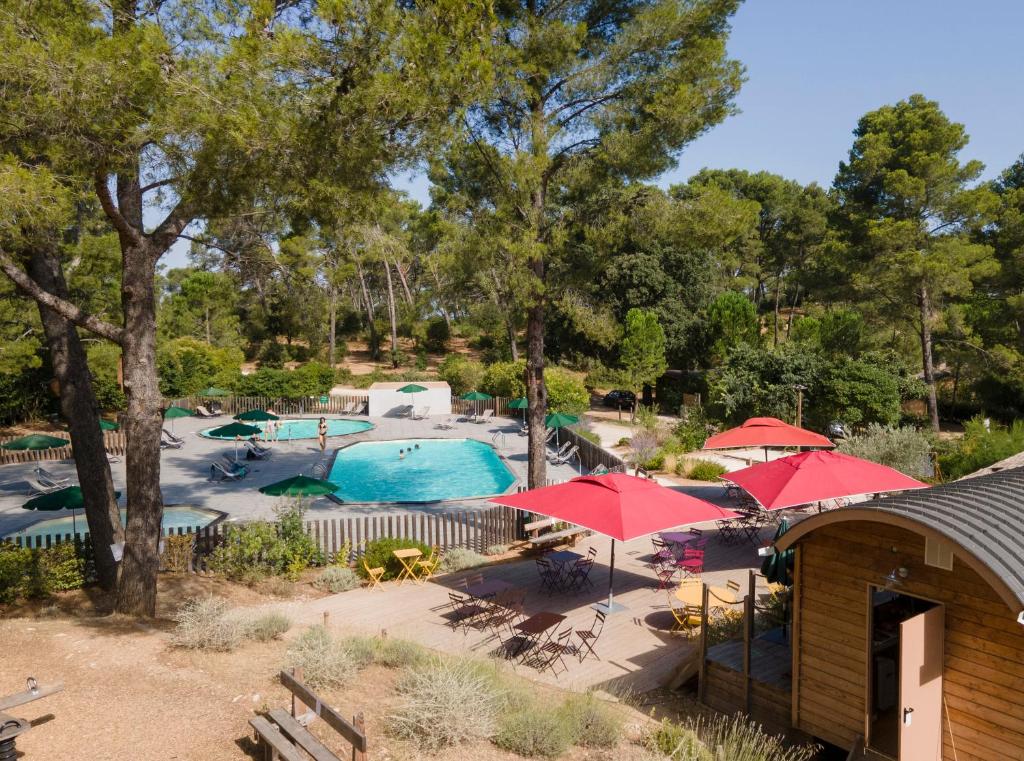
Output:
top-left (511, 611), bottom-right (566, 659)
top-left (465, 579), bottom-right (514, 599)
top-left (393, 548), bottom-right (423, 585)
top-left (546, 550), bottom-right (582, 566)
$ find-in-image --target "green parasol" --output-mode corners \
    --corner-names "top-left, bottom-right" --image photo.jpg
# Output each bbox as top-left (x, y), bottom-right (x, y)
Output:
top-left (544, 412), bottom-right (580, 446)
top-left (99, 419), bottom-right (119, 431)
top-left (234, 409), bottom-right (280, 422)
top-left (761, 518), bottom-right (794, 586)
top-left (460, 390), bottom-right (492, 401)
top-left (259, 475), bottom-right (339, 497)
top-left (163, 405), bottom-right (193, 434)
top-left (23, 486), bottom-right (121, 535)
top-left (2, 434), bottom-right (69, 451)
top-left (198, 387), bottom-right (230, 397)
top-left (398, 383), bottom-right (428, 411)
top-left (207, 421), bottom-right (262, 460)
top-left (507, 396), bottom-right (528, 423)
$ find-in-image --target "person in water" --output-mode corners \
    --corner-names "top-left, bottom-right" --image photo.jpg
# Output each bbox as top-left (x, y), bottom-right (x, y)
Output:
top-left (399, 448), bottom-right (405, 460)
top-left (414, 443), bottom-right (420, 450)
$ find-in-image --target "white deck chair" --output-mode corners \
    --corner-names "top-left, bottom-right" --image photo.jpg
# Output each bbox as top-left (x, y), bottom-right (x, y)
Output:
top-left (434, 417), bottom-right (456, 430)
top-left (341, 401), bottom-right (356, 415)
top-left (195, 405), bottom-right (219, 418)
top-left (26, 475), bottom-right (63, 496)
top-left (547, 440), bottom-right (572, 463)
top-left (413, 406), bottom-right (430, 420)
top-left (551, 444), bottom-right (579, 466)
top-left (209, 461), bottom-right (246, 482)
top-left (474, 409), bottom-right (495, 424)
top-left (34, 467), bottom-right (71, 488)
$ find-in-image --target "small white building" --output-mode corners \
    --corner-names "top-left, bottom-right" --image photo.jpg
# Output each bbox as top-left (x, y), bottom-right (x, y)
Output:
top-left (367, 381), bottom-right (452, 418)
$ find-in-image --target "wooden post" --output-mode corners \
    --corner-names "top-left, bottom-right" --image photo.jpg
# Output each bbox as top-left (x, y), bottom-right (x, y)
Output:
top-left (290, 667), bottom-right (308, 719)
top-left (698, 583), bottom-right (709, 703)
top-left (743, 568), bottom-right (755, 714)
top-left (351, 712), bottom-right (366, 761)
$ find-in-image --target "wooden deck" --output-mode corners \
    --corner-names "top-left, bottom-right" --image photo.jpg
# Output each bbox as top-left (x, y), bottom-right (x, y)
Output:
top-left (706, 631), bottom-right (792, 690)
top-left (276, 524), bottom-right (772, 695)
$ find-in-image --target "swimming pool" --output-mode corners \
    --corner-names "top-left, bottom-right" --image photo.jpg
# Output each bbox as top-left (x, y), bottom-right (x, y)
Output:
top-left (4, 506), bottom-right (225, 542)
top-left (327, 438), bottom-right (517, 503)
top-left (201, 417), bottom-right (373, 441)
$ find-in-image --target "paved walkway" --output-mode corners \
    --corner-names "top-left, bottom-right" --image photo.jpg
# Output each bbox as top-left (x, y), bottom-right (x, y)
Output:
top-left (0, 413), bottom-right (580, 536)
top-left (270, 526), bottom-right (772, 695)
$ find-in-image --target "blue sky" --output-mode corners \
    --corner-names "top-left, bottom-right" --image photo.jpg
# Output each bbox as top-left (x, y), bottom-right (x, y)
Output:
top-left (394, 0), bottom-right (1024, 205)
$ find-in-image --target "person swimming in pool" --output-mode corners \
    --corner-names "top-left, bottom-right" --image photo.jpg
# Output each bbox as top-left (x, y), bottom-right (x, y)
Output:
top-left (399, 448), bottom-right (405, 460)
top-left (414, 443), bottom-right (420, 450)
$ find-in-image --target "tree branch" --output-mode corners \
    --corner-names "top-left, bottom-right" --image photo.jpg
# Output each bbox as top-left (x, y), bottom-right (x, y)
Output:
top-left (149, 199), bottom-right (196, 256)
top-left (94, 167), bottom-right (143, 246)
top-left (0, 250), bottom-right (125, 344)
top-left (140, 177), bottom-right (179, 194)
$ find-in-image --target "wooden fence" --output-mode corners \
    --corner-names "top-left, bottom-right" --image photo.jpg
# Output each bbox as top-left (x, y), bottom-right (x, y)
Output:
top-left (0, 431), bottom-right (127, 466)
top-left (165, 394), bottom-right (368, 417)
top-left (6, 505), bottom-right (523, 573)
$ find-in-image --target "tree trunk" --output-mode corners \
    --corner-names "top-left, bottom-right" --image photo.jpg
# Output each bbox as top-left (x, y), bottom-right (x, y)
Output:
top-left (786, 284), bottom-right (800, 337)
top-left (204, 305), bottom-right (211, 344)
top-left (918, 285), bottom-right (940, 432)
top-left (27, 249), bottom-right (123, 591)
top-left (356, 262), bottom-right (378, 358)
top-left (773, 275), bottom-right (782, 346)
top-left (383, 257), bottom-right (399, 367)
top-left (113, 242), bottom-right (165, 617)
top-left (394, 259), bottom-right (414, 305)
top-left (328, 284), bottom-right (337, 366)
top-left (525, 285), bottom-right (547, 488)
top-left (506, 316), bottom-right (519, 361)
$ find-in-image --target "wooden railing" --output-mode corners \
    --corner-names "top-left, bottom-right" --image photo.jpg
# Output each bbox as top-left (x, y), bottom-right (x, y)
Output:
top-left (0, 431), bottom-right (127, 466)
top-left (165, 395), bottom-right (368, 417)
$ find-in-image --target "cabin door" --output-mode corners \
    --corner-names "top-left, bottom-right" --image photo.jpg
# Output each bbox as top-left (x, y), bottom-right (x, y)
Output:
top-left (898, 605), bottom-right (944, 761)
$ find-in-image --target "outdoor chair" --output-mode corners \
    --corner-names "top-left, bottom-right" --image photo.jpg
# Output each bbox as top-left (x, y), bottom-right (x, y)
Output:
top-left (546, 440), bottom-right (572, 463)
top-left (208, 401), bottom-right (224, 414)
top-left (341, 401), bottom-right (356, 414)
top-left (518, 423), bottom-right (529, 437)
top-left (650, 536), bottom-right (675, 565)
top-left (544, 427), bottom-right (556, 443)
top-left (654, 559), bottom-right (679, 590)
top-left (362, 559), bottom-right (385, 590)
top-left (435, 418), bottom-right (456, 430)
top-left (446, 591), bottom-right (486, 633)
top-left (536, 628), bottom-right (574, 676)
top-left (551, 445), bottom-right (579, 466)
top-left (25, 475), bottom-right (63, 496)
top-left (33, 467), bottom-right (71, 489)
top-left (245, 442), bottom-right (272, 460)
top-left (161, 428), bottom-right (185, 446)
top-left (669, 600), bottom-right (703, 636)
top-left (195, 405), bottom-right (219, 418)
top-left (412, 406), bottom-right (430, 420)
top-left (209, 461), bottom-right (247, 482)
top-left (474, 409), bottom-right (495, 424)
top-left (416, 546), bottom-right (442, 582)
top-left (675, 549), bottom-right (704, 580)
top-left (566, 557), bottom-right (595, 591)
top-left (535, 557), bottom-right (563, 594)
top-left (716, 518), bottom-right (740, 544)
top-left (574, 611), bottom-right (606, 663)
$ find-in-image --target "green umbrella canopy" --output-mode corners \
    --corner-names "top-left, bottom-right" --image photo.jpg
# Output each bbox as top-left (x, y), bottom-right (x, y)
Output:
top-left (207, 422), bottom-right (262, 438)
top-left (544, 412), bottom-right (580, 429)
top-left (99, 419), bottom-right (119, 431)
top-left (259, 475), bottom-right (340, 497)
top-left (234, 409), bottom-right (280, 422)
top-left (2, 434), bottom-right (69, 451)
top-left (507, 397), bottom-right (529, 409)
top-left (24, 486), bottom-right (121, 511)
top-left (460, 390), bottom-right (493, 401)
top-left (397, 384), bottom-right (428, 394)
top-left (163, 406), bottom-right (194, 419)
top-left (199, 387), bottom-right (230, 397)
top-left (761, 518), bottom-right (794, 586)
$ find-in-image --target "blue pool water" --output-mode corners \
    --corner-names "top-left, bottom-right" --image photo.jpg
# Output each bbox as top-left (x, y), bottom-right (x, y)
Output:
top-left (201, 418), bottom-right (373, 441)
top-left (4, 506), bottom-right (223, 541)
top-left (328, 438), bottom-right (517, 503)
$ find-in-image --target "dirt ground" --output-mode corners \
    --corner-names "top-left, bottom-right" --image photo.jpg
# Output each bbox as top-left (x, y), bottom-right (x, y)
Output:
top-left (0, 574), bottom-right (682, 761)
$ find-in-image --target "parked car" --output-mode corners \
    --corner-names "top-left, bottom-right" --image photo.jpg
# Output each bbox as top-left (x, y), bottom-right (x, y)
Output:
top-left (602, 390), bottom-right (636, 409)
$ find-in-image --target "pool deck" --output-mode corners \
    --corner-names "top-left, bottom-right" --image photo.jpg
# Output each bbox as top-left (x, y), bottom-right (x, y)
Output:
top-left (0, 413), bottom-right (582, 536)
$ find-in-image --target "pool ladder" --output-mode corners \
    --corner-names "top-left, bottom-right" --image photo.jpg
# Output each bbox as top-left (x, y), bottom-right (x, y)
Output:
top-left (491, 431), bottom-right (507, 450)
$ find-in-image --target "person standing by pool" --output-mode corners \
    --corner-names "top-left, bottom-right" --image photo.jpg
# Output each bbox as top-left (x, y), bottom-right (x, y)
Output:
top-left (317, 417), bottom-right (327, 451)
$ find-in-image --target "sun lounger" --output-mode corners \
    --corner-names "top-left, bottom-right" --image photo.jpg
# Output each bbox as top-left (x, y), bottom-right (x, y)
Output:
top-left (195, 405), bottom-right (219, 418)
top-left (412, 406), bottom-right (430, 420)
top-left (546, 440), bottom-right (572, 463)
top-left (355, 400), bottom-right (368, 414)
top-left (459, 410), bottom-right (478, 423)
top-left (26, 475), bottom-right (64, 496)
top-left (209, 461), bottom-right (246, 481)
top-left (435, 418), bottom-right (456, 430)
top-left (34, 467), bottom-right (71, 489)
top-left (550, 444), bottom-right (578, 466)
top-left (341, 401), bottom-right (356, 415)
top-left (474, 409), bottom-right (495, 424)
top-left (160, 428), bottom-right (184, 449)
top-left (245, 442), bottom-right (272, 460)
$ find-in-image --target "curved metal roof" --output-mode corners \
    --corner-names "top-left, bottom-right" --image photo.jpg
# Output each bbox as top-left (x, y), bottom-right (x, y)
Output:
top-left (776, 466), bottom-right (1024, 613)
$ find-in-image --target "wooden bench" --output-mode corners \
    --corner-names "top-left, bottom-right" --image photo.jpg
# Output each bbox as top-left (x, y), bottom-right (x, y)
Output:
top-left (523, 517), bottom-right (588, 549)
top-left (250, 668), bottom-right (367, 761)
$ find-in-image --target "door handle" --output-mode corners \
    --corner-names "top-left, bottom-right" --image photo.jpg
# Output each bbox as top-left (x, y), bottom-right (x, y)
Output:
top-left (903, 707), bottom-right (914, 726)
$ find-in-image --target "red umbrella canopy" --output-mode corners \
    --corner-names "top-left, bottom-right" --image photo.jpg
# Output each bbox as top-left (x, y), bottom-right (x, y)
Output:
top-left (723, 450), bottom-right (927, 511)
top-left (703, 417), bottom-right (834, 450)
top-left (490, 473), bottom-right (738, 541)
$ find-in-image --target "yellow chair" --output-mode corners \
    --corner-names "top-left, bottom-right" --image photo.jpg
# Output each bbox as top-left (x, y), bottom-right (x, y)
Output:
top-left (668, 591), bottom-right (703, 636)
top-left (363, 558), bottom-right (386, 591)
top-left (416, 546), bottom-right (442, 582)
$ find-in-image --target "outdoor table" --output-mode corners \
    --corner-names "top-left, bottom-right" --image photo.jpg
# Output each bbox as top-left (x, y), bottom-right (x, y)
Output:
top-left (674, 582), bottom-right (703, 606)
top-left (708, 585), bottom-right (740, 606)
top-left (393, 548), bottom-right (423, 585)
top-left (660, 531), bottom-right (696, 547)
top-left (511, 611), bottom-right (566, 659)
top-left (546, 550), bottom-right (582, 565)
top-left (465, 579), bottom-right (514, 599)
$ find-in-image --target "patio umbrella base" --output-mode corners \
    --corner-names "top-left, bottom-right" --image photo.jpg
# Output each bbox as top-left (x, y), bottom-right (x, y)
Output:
top-left (591, 600), bottom-right (627, 614)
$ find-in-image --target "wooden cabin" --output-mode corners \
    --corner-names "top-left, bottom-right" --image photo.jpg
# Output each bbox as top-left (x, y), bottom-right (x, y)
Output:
top-left (774, 467), bottom-right (1024, 760)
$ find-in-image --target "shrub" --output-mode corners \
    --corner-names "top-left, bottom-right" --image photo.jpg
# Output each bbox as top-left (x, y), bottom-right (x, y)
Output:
top-left (387, 657), bottom-right (500, 750)
top-left (287, 626), bottom-right (358, 689)
top-left (616, 436), bottom-right (632, 447)
top-left (358, 538), bottom-right (430, 581)
top-left (0, 542), bottom-right (87, 602)
top-left (836, 423), bottom-right (933, 479)
top-left (439, 547), bottom-right (488, 573)
top-left (437, 354), bottom-right (485, 396)
top-left (162, 534), bottom-right (194, 573)
top-left (560, 692), bottom-right (622, 748)
top-left (374, 637), bottom-right (429, 669)
top-left (646, 719), bottom-right (706, 759)
top-left (494, 703), bottom-right (573, 758)
top-left (681, 459), bottom-right (728, 481)
top-left (339, 635), bottom-right (379, 669)
top-left (0, 544), bottom-right (34, 603)
top-left (673, 407), bottom-right (712, 452)
top-left (243, 612), bottom-right (292, 642)
top-left (646, 714), bottom-right (818, 760)
top-left (546, 368), bottom-right (590, 415)
top-left (481, 359), bottom-right (527, 398)
top-left (641, 451), bottom-right (666, 471)
top-left (483, 544), bottom-right (507, 556)
top-left (937, 416), bottom-right (1024, 480)
top-left (576, 429), bottom-right (601, 445)
top-left (314, 566), bottom-right (361, 593)
top-left (38, 543), bottom-right (85, 592)
top-left (424, 317), bottom-right (450, 352)
top-left (171, 598), bottom-right (244, 652)
top-left (209, 503), bottom-right (320, 582)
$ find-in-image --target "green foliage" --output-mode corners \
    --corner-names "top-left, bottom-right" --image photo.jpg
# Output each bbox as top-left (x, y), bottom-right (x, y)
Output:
top-left (157, 337), bottom-right (244, 398)
top-left (424, 317), bottom-right (450, 352)
top-left (673, 408), bottom-right (712, 452)
top-left (646, 714), bottom-right (819, 761)
top-left (619, 308), bottom-right (667, 394)
top-left (313, 566), bottom-right (361, 593)
top-left (241, 612), bottom-right (292, 643)
top-left (559, 692), bottom-right (623, 748)
top-left (357, 538), bottom-right (430, 581)
top-left (681, 459), bottom-right (728, 481)
top-left (287, 626), bottom-right (360, 689)
top-left (231, 361), bottom-right (337, 398)
top-left (494, 704), bottom-right (573, 758)
top-left (481, 359), bottom-right (527, 398)
top-left (209, 504), bottom-right (319, 582)
top-left (437, 354), bottom-right (485, 396)
top-left (545, 368), bottom-right (590, 415)
top-left (0, 542), bottom-right (84, 603)
top-left (439, 547), bottom-right (488, 573)
top-left (938, 416), bottom-right (1024, 480)
top-left (707, 292), bottom-right (759, 362)
top-left (371, 637), bottom-right (429, 669)
top-left (836, 424), bottom-right (934, 479)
